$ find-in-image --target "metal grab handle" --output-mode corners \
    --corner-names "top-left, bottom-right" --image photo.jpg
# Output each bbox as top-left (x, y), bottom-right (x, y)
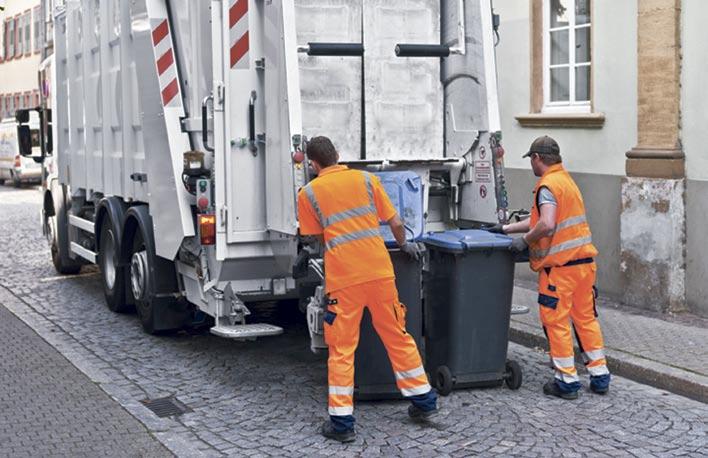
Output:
top-left (298, 42), bottom-right (364, 56)
top-left (395, 44), bottom-right (450, 58)
top-left (248, 91), bottom-right (257, 155)
top-left (202, 95), bottom-right (214, 152)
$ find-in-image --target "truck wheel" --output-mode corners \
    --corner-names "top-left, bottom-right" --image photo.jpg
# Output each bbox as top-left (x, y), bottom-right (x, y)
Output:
top-left (49, 182), bottom-right (82, 275)
top-left (98, 220), bottom-right (131, 313)
top-left (0, 179), bottom-right (5, 185)
top-left (130, 230), bottom-right (157, 334)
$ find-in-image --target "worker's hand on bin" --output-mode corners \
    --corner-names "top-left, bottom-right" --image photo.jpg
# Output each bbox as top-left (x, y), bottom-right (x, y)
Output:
top-left (400, 242), bottom-right (422, 261)
top-left (509, 236), bottom-right (528, 254)
top-left (485, 223), bottom-right (506, 234)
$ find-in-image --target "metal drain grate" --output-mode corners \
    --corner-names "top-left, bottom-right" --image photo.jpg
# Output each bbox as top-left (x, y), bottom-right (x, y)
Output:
top-left (141, 396), bottom-right (192, 418)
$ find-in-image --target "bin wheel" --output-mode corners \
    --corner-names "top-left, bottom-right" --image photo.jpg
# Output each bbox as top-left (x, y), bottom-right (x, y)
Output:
top-left (504, 360), bottom-right (522, 390)
top-left (435, 366), bottom-right (454, 396)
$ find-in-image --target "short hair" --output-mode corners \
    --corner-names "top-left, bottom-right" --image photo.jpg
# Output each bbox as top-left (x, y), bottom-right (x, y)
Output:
top-left (307, 136), bottom-right (338, 168)
top-left (538, 153), bottom-right (563, 166)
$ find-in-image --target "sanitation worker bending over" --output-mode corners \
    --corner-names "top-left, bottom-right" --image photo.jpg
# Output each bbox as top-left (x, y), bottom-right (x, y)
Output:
top-left (297, 136), bottom-right (438, 442)
top-left (490, 136), bottom-right (611, 399)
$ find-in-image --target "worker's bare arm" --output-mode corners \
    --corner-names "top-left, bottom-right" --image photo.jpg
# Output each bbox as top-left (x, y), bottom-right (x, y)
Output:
top-left (522, 204), bottom-right (556, 244)
top-left (503, 218), bottom-right (531, 234)
top-left (387, 214), bottom-right (407, 247)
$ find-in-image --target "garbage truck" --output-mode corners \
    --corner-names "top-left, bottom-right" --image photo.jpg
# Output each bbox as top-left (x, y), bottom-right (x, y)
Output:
top-left (18, 0), bottom-right (510, 345)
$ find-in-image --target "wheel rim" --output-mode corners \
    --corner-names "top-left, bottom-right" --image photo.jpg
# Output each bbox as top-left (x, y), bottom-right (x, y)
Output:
top-left (102, 229), bottom-right (117, 290)
top-left (130, 250), bottom-right (148, 301)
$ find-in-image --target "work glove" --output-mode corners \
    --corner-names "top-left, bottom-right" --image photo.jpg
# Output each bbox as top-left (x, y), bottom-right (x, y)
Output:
top-left (509, 236), bottom-right (528, 254)
top-left (485, 223), bottom-right (506, 234)
top-left (400, 242), bottom-right (422, 261)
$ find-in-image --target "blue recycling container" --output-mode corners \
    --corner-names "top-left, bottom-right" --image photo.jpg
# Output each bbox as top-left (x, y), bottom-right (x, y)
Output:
top-left (422, 229), bottom-right (522, 395)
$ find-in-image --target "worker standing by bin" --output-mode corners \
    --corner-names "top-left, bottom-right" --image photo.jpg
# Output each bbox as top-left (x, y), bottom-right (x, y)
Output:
top-left (297, 136), bottom-right (438, 443)
top-left (490, 136), bottom-right (611, 400)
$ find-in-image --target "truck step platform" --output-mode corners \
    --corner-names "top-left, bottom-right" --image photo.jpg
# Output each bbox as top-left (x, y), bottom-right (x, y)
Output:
top-left (210, 324), bottom-right (284, 340)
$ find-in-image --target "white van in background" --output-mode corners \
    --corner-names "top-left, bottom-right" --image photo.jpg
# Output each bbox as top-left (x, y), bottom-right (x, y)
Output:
top-left (0, 113), bottom-right (42, 187)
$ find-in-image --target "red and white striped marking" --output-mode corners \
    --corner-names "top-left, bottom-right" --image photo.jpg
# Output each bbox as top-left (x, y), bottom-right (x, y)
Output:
top-left (151, 18), bottom-right (182, 108)
top-left (229, 0), bottom-right (250, 69)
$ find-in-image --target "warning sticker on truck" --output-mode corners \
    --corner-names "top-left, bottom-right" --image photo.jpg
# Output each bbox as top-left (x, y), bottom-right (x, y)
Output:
top-left (474, 161), bottom-right (492, 184)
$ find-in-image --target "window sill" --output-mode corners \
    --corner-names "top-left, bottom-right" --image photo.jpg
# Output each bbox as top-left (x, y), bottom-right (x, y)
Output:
top-left (515, 112), bottom-right (606, 129)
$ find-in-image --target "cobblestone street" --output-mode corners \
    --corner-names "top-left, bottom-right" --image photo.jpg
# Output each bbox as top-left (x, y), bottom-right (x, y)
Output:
top-left (1, 185), bottom-right (706, 457)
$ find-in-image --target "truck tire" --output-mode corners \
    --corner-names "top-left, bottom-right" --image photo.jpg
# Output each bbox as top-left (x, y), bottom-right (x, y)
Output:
top-left (124, 206), bottom-right (188, 335)
top-left (130, 229), bottom-right (158, 333)
top-left (98, 219), bottom-right (131, 313)
top-left (0, 179), bottom-right (5, 185)
top-left (49, 181), bottom-right (82, 275)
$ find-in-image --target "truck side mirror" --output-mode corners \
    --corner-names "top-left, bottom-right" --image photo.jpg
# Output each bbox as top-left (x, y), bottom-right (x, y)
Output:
top-left (17, 125), bottom-right (33, 157)
top-left (45, 126), bottom-right (53, 155)
top-left (15, 109), bottom-right (30, 124)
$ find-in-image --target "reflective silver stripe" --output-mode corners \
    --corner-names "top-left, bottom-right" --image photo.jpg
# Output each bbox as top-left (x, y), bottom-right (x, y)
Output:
top-left (583, 349), bottom-right (605, 362)
top-left (400, 383), bottom-right (432, 397)
top-left (304, 184), bottom-right (325, 227)
top-left (325, 228), bottom-right (381, 251)
top-left (364, 172), bottom-right (374, 204)
top-left (587, 365), bottom-right (610, 376)
top-left (395, 365), bottom-right (426, 381)
top-left (329, 386), bottom-right (354, 396)
top-left (554, 214), bottom-right (587, 233)
top-left (325, 204), bottom-right (376, 227)
top-left (306, 172), bottom-right (377, 229)
top-left (552, 356), bottom-right (576, 368)
top-left (555, 371), bottom-right (579, 384)
top-left (328, 406), bottom-right (354, 416)
top-left (530, 235), bottom-right (593, 259)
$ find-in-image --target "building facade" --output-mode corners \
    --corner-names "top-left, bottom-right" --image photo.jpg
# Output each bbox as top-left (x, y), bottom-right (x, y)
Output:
top-left (496, 0), bottom-right (708, 317)
top-left (0, 0), bottom-right (48, 120)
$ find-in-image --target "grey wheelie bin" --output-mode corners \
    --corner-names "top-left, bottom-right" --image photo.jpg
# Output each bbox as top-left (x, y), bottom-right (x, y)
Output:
top-left (354, 250), bottom-right (423, 400)
top-left (422, 229), bottom-right (522, 395)
top-left (354, 170), bottom-right (424, 400)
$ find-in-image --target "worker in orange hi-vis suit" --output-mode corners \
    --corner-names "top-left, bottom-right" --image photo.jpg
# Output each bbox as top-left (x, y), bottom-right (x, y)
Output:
top-left (297, 136), bottom-right (438, 443)
top-left (488, 136), bottom-right (611, 400)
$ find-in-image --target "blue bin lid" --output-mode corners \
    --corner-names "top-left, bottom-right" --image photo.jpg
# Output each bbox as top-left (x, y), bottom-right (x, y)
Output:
top-left (374, 171), bottom-right (424, 246)
top-left (422, 229), bottom-right (513, 252)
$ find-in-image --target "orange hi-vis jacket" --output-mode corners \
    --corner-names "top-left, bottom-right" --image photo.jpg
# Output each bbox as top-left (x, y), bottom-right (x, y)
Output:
top-left (529, 164), bottom-right (598, 272)
top-left (297, 165), bottom-right (398, 293)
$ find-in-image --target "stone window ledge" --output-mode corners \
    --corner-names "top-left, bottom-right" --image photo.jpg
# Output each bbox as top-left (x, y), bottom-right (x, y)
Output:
top-left (515, 113), bottom-right (606, 128)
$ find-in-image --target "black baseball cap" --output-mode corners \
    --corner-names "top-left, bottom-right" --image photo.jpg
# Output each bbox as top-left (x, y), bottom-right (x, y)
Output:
top-left (523, 135), bottom-right (560, 158)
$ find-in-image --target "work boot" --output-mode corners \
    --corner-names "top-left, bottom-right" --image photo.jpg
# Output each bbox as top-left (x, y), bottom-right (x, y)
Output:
top-left (408, 404), bottom-right (439, 421)
top-left (543, 380), bottom-right (579, 400)
top-left (321, 421), bottom-right (356, 443)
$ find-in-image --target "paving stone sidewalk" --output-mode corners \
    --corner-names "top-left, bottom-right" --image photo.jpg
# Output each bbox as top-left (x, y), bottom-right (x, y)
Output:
top-left (510, 280), bottom-right (708, 403)
top-left (0, 300), bottom-right (171, 457)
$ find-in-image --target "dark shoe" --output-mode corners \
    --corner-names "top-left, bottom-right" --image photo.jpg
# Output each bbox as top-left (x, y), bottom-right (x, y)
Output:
top-left (543, 381), bottom-right (579, 400)
top-left (408, 404), bottom-right (439, 421)
top-left (590, 384), bottom-right (609, 395)
top-left (321, 421), bottom-right (356, 443)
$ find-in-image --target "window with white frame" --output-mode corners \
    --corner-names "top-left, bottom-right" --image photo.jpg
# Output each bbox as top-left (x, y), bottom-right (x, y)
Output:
top-left (14, 16), bottom-right (22, 57)
top-left (34, 6), bottom-right (41, 53)
top-left (23, 11), bottom-right (31, 56)
top-left (8, 18), bottom-right (15, 58)
top-left (543, 0), bottom-right (591, 113)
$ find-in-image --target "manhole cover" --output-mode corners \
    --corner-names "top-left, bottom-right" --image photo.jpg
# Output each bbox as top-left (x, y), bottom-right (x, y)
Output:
top-left (140, 396), bottom-right (192, 418)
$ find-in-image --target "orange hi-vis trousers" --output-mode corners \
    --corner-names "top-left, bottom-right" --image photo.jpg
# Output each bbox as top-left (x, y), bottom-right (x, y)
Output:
top-left (324, 278), bottom-right (431, 417)
top-left (538, 261), bottom-right (610, 391)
